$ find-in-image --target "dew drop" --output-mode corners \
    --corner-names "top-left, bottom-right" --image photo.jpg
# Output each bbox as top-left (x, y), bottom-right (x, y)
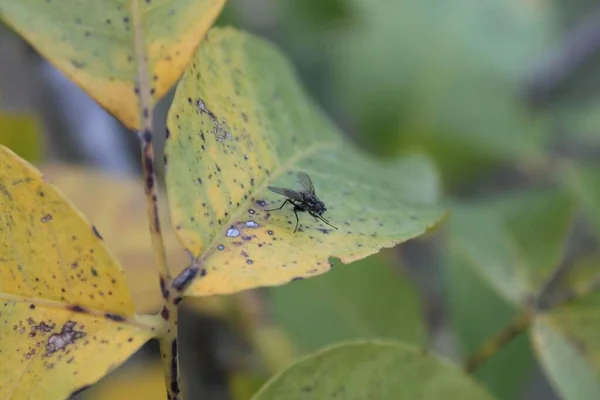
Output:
top-left (246, 221), bottom-right (259, 228)
top-left (226, 228), bottom-right (240, 237)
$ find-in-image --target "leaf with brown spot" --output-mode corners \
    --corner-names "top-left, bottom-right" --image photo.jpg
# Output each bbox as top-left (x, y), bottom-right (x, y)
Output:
top-left (41, 164), bottom-right (188, 314)
top-left (0, 146), bottom-right (161, 400)
top-left (0, 0), bottom-right (225, 129)
top-left (165, 27), bottom-right (445, 296)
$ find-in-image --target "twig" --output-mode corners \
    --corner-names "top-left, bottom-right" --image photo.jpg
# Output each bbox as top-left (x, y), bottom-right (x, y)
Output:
top-left (131, 0), bottom-right (180, 398)
top-left (463, 311), bottom-right (533, 374)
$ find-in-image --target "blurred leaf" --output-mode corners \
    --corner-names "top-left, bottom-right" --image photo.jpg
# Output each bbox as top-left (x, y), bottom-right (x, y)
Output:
top-left (165, 27), bottom-right (444, 296)
top-left (330, 0), bottom-right (556, 184)
top-left (443, 251), bottom-right (534, 400)
top-left (251, 341), bottom-right (495, 400)
top-left (230, 372), bottom-right (267, 400)
top-left (270, 253), bottom-right (426, 353)
top-left (565, 162), bottom-right (600, 242)
top-left (0, 146), bottom-right (157, 400)
top-left (0, 0), bottom-right (224, 129)
top-left (532, 302), bottom-right (600, 400)
top-left (0, 111), bottom-right (42, 162)
top-left (41, 164), bottom-right (187, 314)
top-left (448, 187), bottom-right (575, 304)
top-left (84, 360), bottom-right (165, 400)
top-left (553, 254), bottom-right (600, 307)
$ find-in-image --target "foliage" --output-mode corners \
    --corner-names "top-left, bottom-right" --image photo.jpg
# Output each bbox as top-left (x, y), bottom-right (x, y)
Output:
top-left (1, 0), bottom-right (599, 399)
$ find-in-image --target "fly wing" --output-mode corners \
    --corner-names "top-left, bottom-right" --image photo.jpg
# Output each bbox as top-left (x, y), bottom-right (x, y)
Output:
top-left (268, 186), bottom-right (304, 202)
top-left (297, 172), bottom-right (316, 194)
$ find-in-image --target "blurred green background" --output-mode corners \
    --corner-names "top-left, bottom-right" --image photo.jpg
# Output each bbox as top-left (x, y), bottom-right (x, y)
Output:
top-left (2, 0), bottom-right (600, 399)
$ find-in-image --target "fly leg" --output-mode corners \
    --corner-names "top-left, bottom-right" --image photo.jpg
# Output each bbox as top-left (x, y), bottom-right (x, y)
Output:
top-left (293, 206), bottom-right (301, 233)
top-left (266, 199), bottom-right (294, 212)
top-left (309, 212), bottom-right (338, 230)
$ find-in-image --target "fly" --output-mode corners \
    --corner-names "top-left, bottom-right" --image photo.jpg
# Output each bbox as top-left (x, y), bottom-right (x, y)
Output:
top-left (266, 172), bottom-right (338, 233)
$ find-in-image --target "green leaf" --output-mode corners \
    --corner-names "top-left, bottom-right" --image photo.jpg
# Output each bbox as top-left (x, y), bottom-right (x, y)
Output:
top-left (565, 162), bottom-right (600, 242)
top-left (532, 303), bottom-right (600, 400)
top-left (443, 252), bottom-right (535, 400)
top-left (269, 253), bottom-right (426, 353)
top-left (448, 187), bottom-right (575, 304)
top-left (329, 0), bottom-right (555, 184)
top-left (251, 341), bottom-right (495, 400)
top-left (0, 0), bottom-right (225, 129)
top-left (165, 27), bottom-right (445, 296)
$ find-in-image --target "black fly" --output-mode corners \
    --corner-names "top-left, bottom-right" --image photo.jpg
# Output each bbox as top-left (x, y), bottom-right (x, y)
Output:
top-left (266, 172), bottom-right (338, 233)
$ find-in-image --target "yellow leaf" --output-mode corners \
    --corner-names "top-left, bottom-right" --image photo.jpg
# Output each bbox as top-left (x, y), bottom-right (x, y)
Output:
top-left (0, 111), bottom-right (42, 162)
top-left (0, 145), bottom-right (161, 400)
top-left (84, 359), bottom-right (165, 400)
top-left (41, 164), bottom-right (188, 314)
top-left (165, 27), bottom-right (445, 296)
top-left (0, 0), bottom-right (225, 129)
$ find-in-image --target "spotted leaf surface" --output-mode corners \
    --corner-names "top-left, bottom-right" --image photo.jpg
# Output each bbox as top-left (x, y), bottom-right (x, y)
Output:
top-left (42, 164), bottom-right (188, 314)
top-left (165, 27), bottom-right (444, 296)
top-left (0, 0), bottom-right (224, 129)
top-left (0, 146), bottom-right (159, 400)
top-left (251, 341), bottom-right (495, 400)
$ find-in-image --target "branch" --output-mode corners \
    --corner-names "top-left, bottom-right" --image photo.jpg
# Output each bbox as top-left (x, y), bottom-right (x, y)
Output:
top-left (463, 311), bottom-right (533, 374)
top-left (131, 0), bottom-right (180, 398)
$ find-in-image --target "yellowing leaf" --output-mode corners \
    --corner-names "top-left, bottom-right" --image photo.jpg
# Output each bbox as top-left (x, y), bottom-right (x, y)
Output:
top-left (0, 111), bottom-right (42, 162)
top-left (0, 0), bottom-right (225, 129)
top-left (41, 164), bottom-right (188, 314)
top-left (0, 145), bottom-right (160, 400)
top-left (165, 27), bottom-right (444, 296)
top-left (84, 360), bottom-right (165, 400)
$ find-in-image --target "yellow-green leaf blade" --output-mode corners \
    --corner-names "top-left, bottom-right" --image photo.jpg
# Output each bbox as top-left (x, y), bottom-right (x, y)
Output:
top-left (0, 0), bottom-right (224, 129)
top-left (251, 341), bottom-right (495, 400)
top-left (532, 304), bottom-right (600, 400)
top-left (0, 145), bottom-right (157, 399)
top-left (0, 302), bottom-right (154, 400)
top-left (41, 164), bottom-right (187, 314)
top-left (165, 27), bottom-right (444, 296)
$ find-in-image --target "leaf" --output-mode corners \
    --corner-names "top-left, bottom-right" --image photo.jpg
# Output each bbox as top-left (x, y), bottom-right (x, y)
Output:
top-left (251, 341), bottom-right (495, 400)
top-left (448, 187), bottom-right (575, 304)
top-left (165, 27), bottom-right (445, 296)
top-left (0, 111), bottom-right (42, 162)
top-left (0, 145), bottom-right (159, 400)
top-left (329, 0), bottom-right (554, 184)
top-left (84, 359), bottom-right (165, 400)
top-left (270, 253), bottom-right (426, 353)
top-left (532, 303), bottom-right (600, 400)
top-left (565, 162), bottom-right (600, 242)
top-left (443, 251), bottom-right (535, 400)
top-left (0, 0), bottom-right (225, 129)
top-left (41, 164), bottom-right (188, 313)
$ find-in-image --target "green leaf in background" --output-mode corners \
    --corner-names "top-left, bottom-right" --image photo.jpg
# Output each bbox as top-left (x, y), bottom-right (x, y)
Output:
top-left (329, 0), bottom-right (555, 184)
top-left (251, 341), bottom-right (495, 400)
top-left (443, 252), bottom-right (535, 400)
top-left (165, 27), bottom-right (444, 296)
top-left (0, 111), bottom-right (41, 162)
top-left (448, 187), bottom-right (576, 304)
top-left (565, 162), bottom-right (600, 242)
top-left (532, 302), bottom-right (600, 400)
top-left (269, 252), bottom-right (426, 353)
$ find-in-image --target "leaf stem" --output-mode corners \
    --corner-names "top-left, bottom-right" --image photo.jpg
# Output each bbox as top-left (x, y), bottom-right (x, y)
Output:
top-left (131, 1), bottom-right (180, 399)
top-left (463, 311), bottom-right (533, 374)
